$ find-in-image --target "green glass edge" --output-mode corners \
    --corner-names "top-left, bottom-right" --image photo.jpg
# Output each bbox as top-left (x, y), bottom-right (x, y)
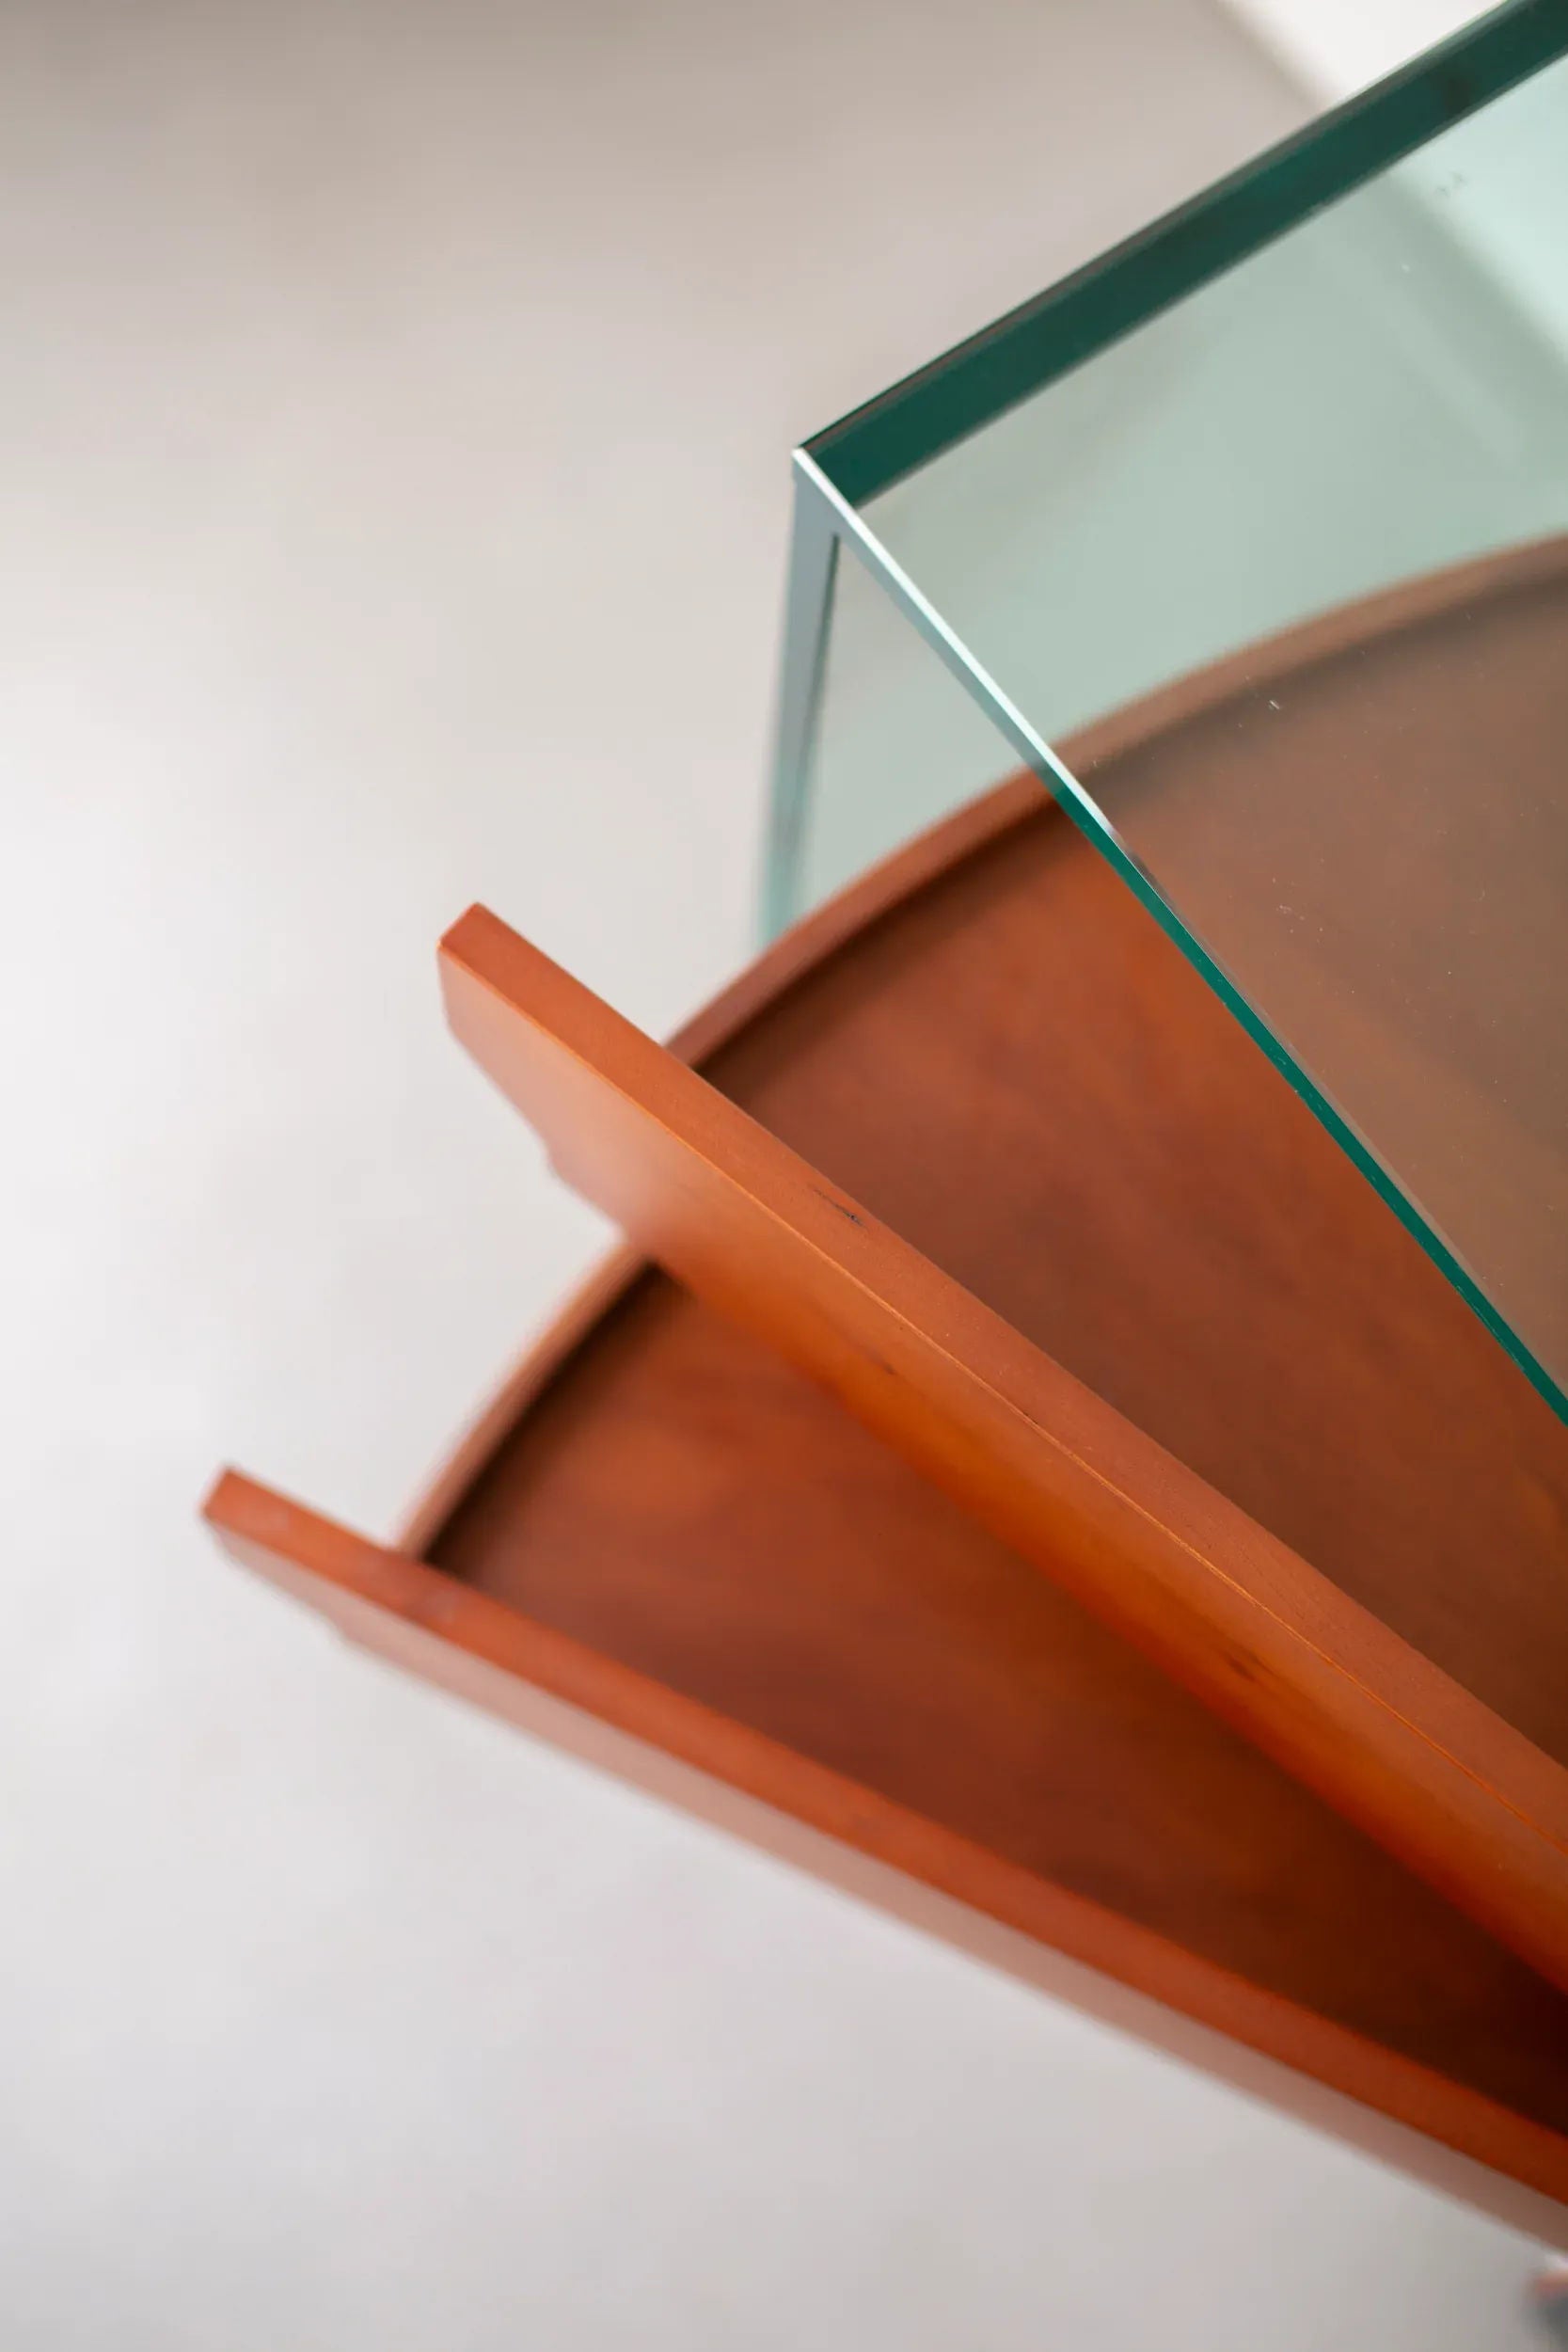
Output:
top-left (808, 0), bottom-right (1568, 508)
top-left (791, 453), bottom-right (1568, 1423)
top-left (762, 471), bottom-right (840, 941)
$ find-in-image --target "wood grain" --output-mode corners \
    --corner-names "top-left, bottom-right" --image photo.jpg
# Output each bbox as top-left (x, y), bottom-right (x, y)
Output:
top-left (699, 782), bottom-right (1568, 1772)
top-left (397, 773), bottom-right (1048, 1556)
top-left (437, 900), bottom-right (1568, 1994)
top-left (1069, 532), bottom-right (1568, 1388)
top-left (207, 544), bottom-right (1568, 2232)
top-left (206, 1464), bottom-right (1568, 2241)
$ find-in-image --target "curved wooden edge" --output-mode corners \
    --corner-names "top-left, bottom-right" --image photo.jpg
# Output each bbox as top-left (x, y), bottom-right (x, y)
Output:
top-left (398, 1246), bottom-right (646, 1558)
top-left (438, 902), bottom-right (1568, 1996)
top-left (204, 1468), bottom-right (1568, 2244)
top-left (1062, 528), bottom-right (1568, 775)
top-left (404, 532), bottom-right (1568, 1564)
top-left (670, 777), bottom-right (1046, 1068)
top-left (397, 768), bottom-right (1052, 1556)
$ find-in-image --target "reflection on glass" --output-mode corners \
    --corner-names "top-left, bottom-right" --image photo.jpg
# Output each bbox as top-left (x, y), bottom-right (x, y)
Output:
top-left (780, 25), bottom-right (1568, 1412)
top-left (801, 543), bottom-right (1015, 909)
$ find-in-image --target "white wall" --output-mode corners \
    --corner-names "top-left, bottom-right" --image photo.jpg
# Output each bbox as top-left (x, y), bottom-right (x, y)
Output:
top-left (1223, 0), bottom-right (1481, 98)
top-left (0, 4), bottom-right (1550, 2345)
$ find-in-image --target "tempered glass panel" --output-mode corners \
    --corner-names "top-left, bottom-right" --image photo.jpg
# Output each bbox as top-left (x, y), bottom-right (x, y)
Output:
top-left (793, 16), bottom-right (1568, 1413)
top-left (800, 543), bottom-right (1015, 909)
top-left (861, 56), bottom-right (1568, 756)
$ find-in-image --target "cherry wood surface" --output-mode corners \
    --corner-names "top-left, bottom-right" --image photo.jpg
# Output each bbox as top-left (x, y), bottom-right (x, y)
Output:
top-left (438, 898), bottom-right (1568, 1994)
top-left (208, 1465), bottom-right (1568, 2240)
top-left (209, 548), bottom-right (1568, 2228)
top-left (1069, 533), bottom-right (1568, 1391)
top-left (694, 788), bottom-right (1568, 1772)
top-left (428, 1265), bottom-right (1568, 2118)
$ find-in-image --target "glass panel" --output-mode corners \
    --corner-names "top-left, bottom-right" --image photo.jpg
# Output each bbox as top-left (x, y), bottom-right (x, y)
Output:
top-left (795, 545), bottom-right (1018, 913)
top-left (787, 18), bottom-right (1568, 1414)
top-left (860, 55), bottom-right (1568, 756)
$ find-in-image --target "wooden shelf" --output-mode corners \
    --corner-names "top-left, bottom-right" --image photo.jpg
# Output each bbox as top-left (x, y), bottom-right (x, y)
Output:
top-left (207, 563), bottom-right (1568, 2237)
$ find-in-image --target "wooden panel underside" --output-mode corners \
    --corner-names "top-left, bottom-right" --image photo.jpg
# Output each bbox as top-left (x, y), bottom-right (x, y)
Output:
top-left (208, 547), bottom-right (1568, 2221)
top-left (210, 1463), bottom-right (1568, 2238)
top-left (438, 902), bottom-right (1568, 1993)
top-left (689, 789), bottom-right (1568, 1772)
top-left (1071, 535), bottom-right (1568, 1384)
top-left (431, 1272), bottom-right (1568, 2163)
top-left (427, 541), bottom-right (1568, 1807)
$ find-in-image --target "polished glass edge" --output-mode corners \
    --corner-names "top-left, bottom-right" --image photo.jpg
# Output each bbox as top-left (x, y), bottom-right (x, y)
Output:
top-left (768, 452), bottom-right (1567, 1424)
top-left (807, 0), bottom-right (1568, 507)
top-left (761, 470), bottom-right (840, 941)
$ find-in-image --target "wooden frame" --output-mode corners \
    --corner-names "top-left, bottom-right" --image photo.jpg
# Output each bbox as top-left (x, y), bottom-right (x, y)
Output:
top-left (204, 1469), bottom-right (1568, 2244)
top-left (207, 549), bottom-right (1568, 2236)
top-left (437, 902), bottom-right (1568, 1994)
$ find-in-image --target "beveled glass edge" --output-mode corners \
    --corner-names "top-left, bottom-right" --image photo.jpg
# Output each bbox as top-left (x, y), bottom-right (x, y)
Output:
top-left (771, 452), bottom-right (1566, 1424)
top-left (807, 0), bottom-right (1568, 508)
top-left (762, 469), bottom-right (840, 941)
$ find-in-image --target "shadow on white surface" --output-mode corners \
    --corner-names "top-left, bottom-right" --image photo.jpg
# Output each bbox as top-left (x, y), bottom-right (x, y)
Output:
top-left (0, 1), bottom-right (1550, 2344)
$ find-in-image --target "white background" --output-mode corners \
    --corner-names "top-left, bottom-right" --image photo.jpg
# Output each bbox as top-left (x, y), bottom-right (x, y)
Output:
top-left (0, 2), bottom-right (1550, 2343)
